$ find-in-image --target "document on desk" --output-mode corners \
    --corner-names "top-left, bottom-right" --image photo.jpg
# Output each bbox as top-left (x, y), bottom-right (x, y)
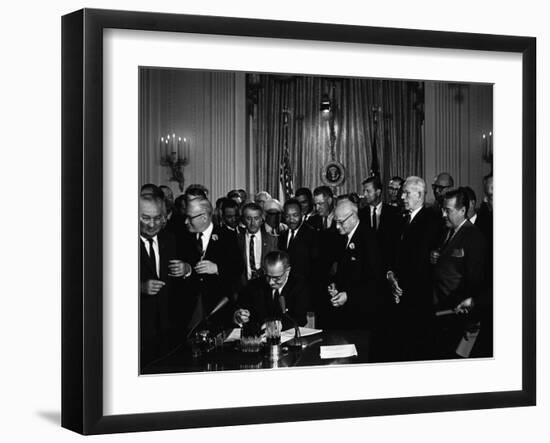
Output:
top-left (280, 327), bottom-right (323, 344)
top-left (320, 344), bottom-right (358, 359)
top-left (224, 328), bottom-right (242, 343)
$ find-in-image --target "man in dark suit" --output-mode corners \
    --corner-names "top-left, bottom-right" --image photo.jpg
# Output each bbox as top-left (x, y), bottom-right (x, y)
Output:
top-left (388, 176), bottom-right (404, 209)
top-left (219, 197), bottom-right (242, 237)
top-left (139, 195), bottom-right (191, 370)
top-left (309, 186), bottom-right (335, 231)
top-left (426, 172), bottom-right (454, 233)
top-left (234, 251), bottom-right (309, 329)
top-left (359, 175), bottom-right (401, 270)
top-left (386, 176), bottom-right (442, 361)
top-left (476, 173), bottom-right (493, 243)
top-left (432, 188), bottom-right (486, 358)
top-left (178, 197), bottom-right (243, 336)
top-left (471, 174), bottom-right (493, 357)
top-left (295, 187), bottom-right (316, 227)
top-left (236, 202), bottom-right (278, 290)
top-left (278, 198), bottom-right (319, 283)
top-left (325, 200), bottom-right (380, 330)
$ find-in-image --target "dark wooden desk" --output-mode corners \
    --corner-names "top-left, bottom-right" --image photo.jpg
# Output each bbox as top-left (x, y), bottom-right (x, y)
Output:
top-left (142, 329), bottom-right (373, 374)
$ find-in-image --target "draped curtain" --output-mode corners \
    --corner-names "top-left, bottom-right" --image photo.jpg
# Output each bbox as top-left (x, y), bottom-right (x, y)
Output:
top-left (250, 75), bottom-right (424, 199)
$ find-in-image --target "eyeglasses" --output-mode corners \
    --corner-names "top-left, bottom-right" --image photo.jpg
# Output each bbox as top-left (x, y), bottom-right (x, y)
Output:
top-left (185, 212), bottom-right (205, 221)
top-left (140, 215), bottom-right (164, 224)
top-left (432, 184), bottom-right (451, 191)
top-left (334, 212), bottom-right (353, 226)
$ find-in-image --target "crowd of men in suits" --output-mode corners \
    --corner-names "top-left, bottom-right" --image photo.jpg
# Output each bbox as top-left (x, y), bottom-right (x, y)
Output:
top-left (139, 172), bottom-right (494, 369)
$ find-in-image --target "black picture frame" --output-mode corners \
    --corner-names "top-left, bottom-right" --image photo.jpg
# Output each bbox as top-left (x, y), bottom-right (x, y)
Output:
top-left (62, 8), bottom-right (536, 435)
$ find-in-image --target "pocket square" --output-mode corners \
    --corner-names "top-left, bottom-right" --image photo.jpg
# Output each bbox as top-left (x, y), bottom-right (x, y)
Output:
top-left (451, 248), bottom-right (465, 258)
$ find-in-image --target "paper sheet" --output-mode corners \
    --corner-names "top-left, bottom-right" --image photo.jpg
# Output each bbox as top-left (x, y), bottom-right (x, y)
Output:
top-left (223, 328), bottom-right (242, 343)
top-left (320, 344), bottom-right (358, 359)
top-left (224, 327), bottom-right (323, 344)
top-left (280, 327), bottom-right (323, 344)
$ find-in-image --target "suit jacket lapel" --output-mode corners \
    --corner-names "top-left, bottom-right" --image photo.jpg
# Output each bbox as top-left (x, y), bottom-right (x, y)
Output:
top-left (203, 226), bottom-right (219, 261)
top-left (441, 221), bottom-right (469, 255)
top-left (261, 230), bottom-right (269, 263)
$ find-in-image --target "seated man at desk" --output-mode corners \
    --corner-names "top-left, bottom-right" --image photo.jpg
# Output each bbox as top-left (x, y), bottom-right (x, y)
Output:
top-left (234, 251), bottom-right (309, 330)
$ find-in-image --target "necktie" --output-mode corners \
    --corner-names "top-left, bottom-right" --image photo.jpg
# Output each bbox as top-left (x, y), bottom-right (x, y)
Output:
top-left (401, 212), bottom-right (411, 240)
top-left (278, 289), bottom-right (287, 314)
top-left (288, 229), bottom-right (295, 248)
top-left (147, 238), bottom-right (158, 279)
top-left (249, 234), bottom-right (257, 279)
top-left (196, 232), bottom-right (204, 257)
top-left (442, 228), bottom-right (455, 249)
top-left (323, 216), bottom-right (328, 230)
top-left (371, 207), bottom-right (377, 230)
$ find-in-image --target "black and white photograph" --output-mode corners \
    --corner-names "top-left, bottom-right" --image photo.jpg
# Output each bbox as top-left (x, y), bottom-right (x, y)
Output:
top-left (55, 5), bottom-right (538, 437)
top-left (138, 68), bottom-right (494, 374)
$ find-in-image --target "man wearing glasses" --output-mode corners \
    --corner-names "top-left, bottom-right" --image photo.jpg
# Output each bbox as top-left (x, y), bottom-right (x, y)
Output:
top-left (233, 251), bottom-right (309, 329)
top-left (325, 200), bottom-right (381, 330)
top-left (431, 172), bottom-right (454, 211)
top-left (178, 197), bottom-right (243, 335)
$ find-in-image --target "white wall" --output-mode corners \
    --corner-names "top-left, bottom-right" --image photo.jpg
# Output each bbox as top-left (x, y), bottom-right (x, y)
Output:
top-left (1, 1), bottom-right (546, 442)
top-left (424, 82), bottom-right (493, 204)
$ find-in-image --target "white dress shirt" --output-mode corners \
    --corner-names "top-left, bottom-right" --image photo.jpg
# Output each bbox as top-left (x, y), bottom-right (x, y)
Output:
top-left (346, 221), bottom-right (360, 248)
top-left (140, 235), bottom-right (160, 278)
top-left (245, 231), bottom-right (262, 279)
top-left (370, 202), bottom-right (382, 229)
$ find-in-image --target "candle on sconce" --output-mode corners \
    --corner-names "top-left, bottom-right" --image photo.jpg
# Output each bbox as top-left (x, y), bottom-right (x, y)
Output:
top-left (183, 137), bottom-right (189, 161)
top-left (165, 138), bottom-right (169, 160)
top-left (160, 136), bottom-right (164, 159)
top-left (178, 137), bottom-right (183, 161)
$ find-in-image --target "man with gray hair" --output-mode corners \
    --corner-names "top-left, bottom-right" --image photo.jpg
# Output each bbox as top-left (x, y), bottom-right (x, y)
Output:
top-left (139, 195), bottom-right (190, 370)
top-left (178, 197), bottom-right (243, 335)
top-left (254, 191), bottom-right (272, 210)
top-left (385, 176), bottom-right (442, 361)
top-left (325, 199), bottom-right (381, 331)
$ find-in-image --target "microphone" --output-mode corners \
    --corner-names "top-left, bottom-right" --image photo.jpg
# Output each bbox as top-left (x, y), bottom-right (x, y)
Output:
top-left (281, 310), bottom-right (304, 349)
top-left (186, 296), bottom-right (230, 339)
top-left (206, 296), bottom-right (230, 319)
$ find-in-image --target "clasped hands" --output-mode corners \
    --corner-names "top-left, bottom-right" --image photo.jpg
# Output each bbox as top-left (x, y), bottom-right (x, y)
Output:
top-left (327, 283), bottom-right (348, 307)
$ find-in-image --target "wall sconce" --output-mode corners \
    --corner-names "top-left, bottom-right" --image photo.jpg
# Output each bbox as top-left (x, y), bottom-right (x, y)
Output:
top-left (320, 93), bottom-right (332, 116)
top-left (159, 133), bottom-right (190, 191)
top-left (482, 131), bottom-right (493, 164)
top-left (320, 84), bottom-right (337, 157)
